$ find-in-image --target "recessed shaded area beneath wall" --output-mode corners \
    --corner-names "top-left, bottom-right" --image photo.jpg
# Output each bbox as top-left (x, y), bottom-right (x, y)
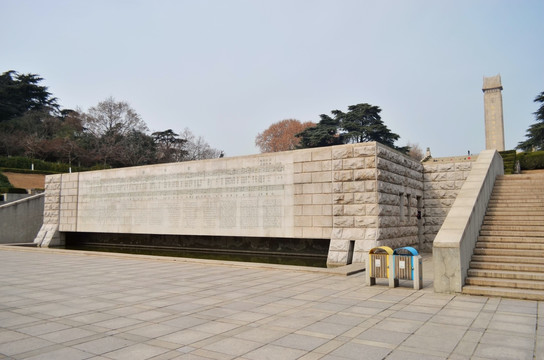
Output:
top-left (64, 232), bottom-right (330, 268)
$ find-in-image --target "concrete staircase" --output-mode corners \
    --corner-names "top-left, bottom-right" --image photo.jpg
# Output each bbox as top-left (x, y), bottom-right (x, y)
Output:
top-left (462, 172), bottom-right (544, 300)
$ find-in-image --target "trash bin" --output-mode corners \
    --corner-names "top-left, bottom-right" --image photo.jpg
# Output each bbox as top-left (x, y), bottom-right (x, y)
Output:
top-left (392, 246), bottom-right (423, 289)
top-left (366, 246), bottom-right (395, 287)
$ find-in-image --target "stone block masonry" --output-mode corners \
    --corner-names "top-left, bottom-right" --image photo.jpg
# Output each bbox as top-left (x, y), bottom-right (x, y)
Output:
top-left (422, 156), bottom-right (476, 251)
top-left (35, 142), bottom-right (475, 268)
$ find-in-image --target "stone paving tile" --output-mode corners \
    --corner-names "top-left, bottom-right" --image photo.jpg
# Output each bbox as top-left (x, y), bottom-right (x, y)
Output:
top-left (1, 248), bottom-right (544, 360)
top-left (243, 344), bottom-right (307, 360)
top-left (22, 347), bottom-right (93, 360)
top-left (73, 335), bottom-right (135, 355)
top-left (103, 343), bottom-right (170, 360)
top-left (328, 341), bottom-right (392, 360)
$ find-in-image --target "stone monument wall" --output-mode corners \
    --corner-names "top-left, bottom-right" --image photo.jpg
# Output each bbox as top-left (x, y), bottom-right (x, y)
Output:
top-left (35, 141), bottom-right (474, 267)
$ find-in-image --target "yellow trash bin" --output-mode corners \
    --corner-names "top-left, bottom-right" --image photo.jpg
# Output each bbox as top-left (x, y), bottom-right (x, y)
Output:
top-left (366, 246), bottom-right (394, 287)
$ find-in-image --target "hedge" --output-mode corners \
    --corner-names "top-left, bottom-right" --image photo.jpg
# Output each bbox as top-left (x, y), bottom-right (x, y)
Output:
top-left (0, 187), bottom-right (28, 194)
top-left (0, 156), bottom-right (87, 173)
top-left (518, 151), bottom-right (544, 171)
top-left (499, 150), bottom-right (517, 174)
top-left (0, 172), bottom-right (11, 188)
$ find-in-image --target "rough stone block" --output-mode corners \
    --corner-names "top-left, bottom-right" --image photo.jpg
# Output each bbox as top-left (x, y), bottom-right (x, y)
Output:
top-left (343, 158), bottom-right (364, 170)
top-left (333, 216), bottom-right (354, 227)
top-left (342, 181), bottom-right (365, 193)
top-left (334, 170), bottom-right (353, 182)
top-left (333, 205), bottom-right (344, 215)
top-left (329, 239), bottom-right (350, 251)
top-left (354, 192), bottom-right (376, 204)
top-left (332, 146), bottom-right (353, 159)
top-left (365, 156), bottom-right (376, 168)
top-left (344, 204), bottom-right (365, 216)
top-left (353, 144), bottom-right (375, 157)
top-left (332, 159), bottom-right (343, 171)
top-left (354, 216), bottom-right (378, 227)
top-left (354, 169), bottom-right (376, 181)
top-left (365, 180), bottom-right (376, 192)
top-left (341, 228), bottom-right (365, 240)
top-left (364, 228), bottom-right (377, 240)
top-left (366, 204), bottom-right (379, 216)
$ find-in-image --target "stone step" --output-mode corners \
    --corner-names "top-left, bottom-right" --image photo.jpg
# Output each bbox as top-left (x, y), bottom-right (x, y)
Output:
top-left (487, 202), bottom-right (544, 208)
top-left (465, 277), bottom-right (544, 290)
top-left (479, 230), bottom-right (544, 237)
top-left (485, 209), bottom-right (544, 215)
top-left (491, 188), bottom-right (544, 192)
top-left (480, 224), bottom-right (544, 232)
top-left (471, 254), bottom-right (544, 265)
top-left (473, 248), bottom-right (544, 257)
top-left (470, 261), bottom-right (544, 272)
top-left (496, 176), bottom-right (544, 182)
top-left (483, 220), bottom-right (544, 226)
top-left (494, 181), bottom-right (544, 185)
top-left (462, 285), bottom-right (544, 300)
top-left (488, 198), bottom-right (544, 203)
top-left (484, 215), bottom-right (544, 222)
top-left (476, 242), bottom-right (544, 250)
top-left (478, 235), bottom-right (544, 243)
top-left (468, 268), bottom-right (544, 280)
top-left (491, 190), bottom-right (544, 198)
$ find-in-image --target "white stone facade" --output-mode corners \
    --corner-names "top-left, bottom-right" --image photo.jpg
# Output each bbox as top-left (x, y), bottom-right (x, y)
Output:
top-left (35, 142), bottom-right (476, 267)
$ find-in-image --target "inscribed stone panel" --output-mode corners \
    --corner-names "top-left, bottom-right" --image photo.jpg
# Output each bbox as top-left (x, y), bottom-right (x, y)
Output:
top-left (76, 153), bottom-right (295, 237)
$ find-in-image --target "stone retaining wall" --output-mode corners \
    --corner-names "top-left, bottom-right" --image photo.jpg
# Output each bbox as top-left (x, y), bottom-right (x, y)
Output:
top-left (422, 157), bottom-right (477, 251)
top-left (34, 142), bottom-right (479, 267)
top-left (0, 193), bottom-right (44, 244)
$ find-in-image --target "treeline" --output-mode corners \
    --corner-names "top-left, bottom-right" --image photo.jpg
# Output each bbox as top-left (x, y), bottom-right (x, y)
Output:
top-left (0, 71), bottom-right (222, 169)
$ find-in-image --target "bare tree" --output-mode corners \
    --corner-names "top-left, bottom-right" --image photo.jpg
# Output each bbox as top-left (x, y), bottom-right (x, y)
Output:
top-left (406, 142), bottom-right (424, 161)
top-left (81, 97), bottom-right (148, 166)
top-left (83, 97), bottom-right (148, 138)
top-left (179, 128), bottom-right (222, 160)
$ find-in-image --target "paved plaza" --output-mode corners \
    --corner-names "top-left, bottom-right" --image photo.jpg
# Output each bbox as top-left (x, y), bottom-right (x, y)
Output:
top-left (0, 246), bottom-right (542, 360)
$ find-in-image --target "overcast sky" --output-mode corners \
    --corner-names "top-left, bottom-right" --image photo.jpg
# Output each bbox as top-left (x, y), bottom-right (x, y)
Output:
top-left (2, 0), bottom-right (543, 158)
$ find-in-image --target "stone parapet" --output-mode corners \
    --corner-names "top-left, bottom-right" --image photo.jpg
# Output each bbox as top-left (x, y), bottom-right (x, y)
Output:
top-left (433, 150), bottom-right (503, 293)
top-left (34, 174), bottom-right (62, 247)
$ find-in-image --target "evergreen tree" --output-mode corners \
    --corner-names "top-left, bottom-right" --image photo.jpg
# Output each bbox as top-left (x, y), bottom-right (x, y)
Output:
top-left (296, 114), bottom-right (343, 148)
top-left (517, 91), bottom-right (544, 152)
top-left (0, 70), bottom-right (59, 122)
top-left (296, 102), bottom-right (406, 152)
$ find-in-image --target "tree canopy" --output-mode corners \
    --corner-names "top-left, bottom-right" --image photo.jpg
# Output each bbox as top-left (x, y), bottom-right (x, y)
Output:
top-left (0, 70), bottom-right (223, 169)
top-left (255, 119), bottom-right (315, 153)
top-left (0, 70), bottom-right (59, 122)
top-left (296, 103), bottom-right (407, 153)
top-left (517, 91), bottom-right (544, 152)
